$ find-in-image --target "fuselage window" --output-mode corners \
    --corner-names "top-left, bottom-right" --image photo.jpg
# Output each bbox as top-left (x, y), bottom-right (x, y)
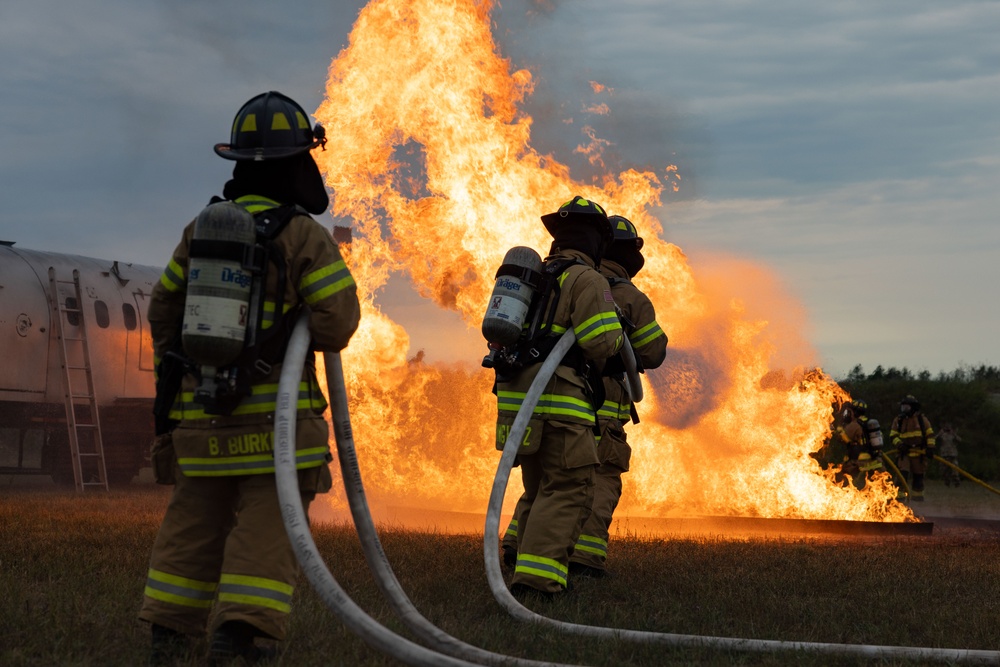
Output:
top-left (122, 303), bottom-right (137, 331)
top-left (94, 300), bottom-right (110, 329)
top-left (65, 297), bottom-right (80, 326)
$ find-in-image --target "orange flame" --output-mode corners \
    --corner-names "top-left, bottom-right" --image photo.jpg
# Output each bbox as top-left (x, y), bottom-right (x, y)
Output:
top-left (313, 0), bottom-right (912, 525)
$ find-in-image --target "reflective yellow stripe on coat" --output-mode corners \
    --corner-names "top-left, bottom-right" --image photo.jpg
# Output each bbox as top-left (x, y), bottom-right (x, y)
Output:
top-left (168, 381), bottom-right (325, 421)
top-left (177, 446), bottom-right (329, 477)
top-left (497, 390), bottom-right (595, 423)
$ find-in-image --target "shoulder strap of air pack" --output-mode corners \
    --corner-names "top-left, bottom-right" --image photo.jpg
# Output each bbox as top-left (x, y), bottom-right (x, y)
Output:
top-left (244, 203), bottom-right (303, 371)
top-left (520, 257), bottom-right (585, 358)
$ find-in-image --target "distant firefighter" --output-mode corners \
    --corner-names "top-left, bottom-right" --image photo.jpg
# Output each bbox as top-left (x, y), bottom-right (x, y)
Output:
top-left (503, 214), bottom-right (667, 579)
top-left (138, 91), bottom-right (361, 665)
top-left (937, 423), bottom-right (963, 486)
top-left (890, 395), bottom-right (936, 501)
top-left (486, 196), bottom-right (623, 599)
top-left (833, 399), bottom-right (884, 487)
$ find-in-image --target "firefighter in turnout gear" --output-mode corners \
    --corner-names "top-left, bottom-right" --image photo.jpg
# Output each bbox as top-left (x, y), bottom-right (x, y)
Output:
top-left (890, 395), bottom-right (936, 501)
top-left (833, 399), bottom-right (883, 486)
top-left (139, 91), bottom-right (361, 665)
top-left (502, 214), bottom-right (666, 579)
top-left (495, 196), bottom-right (624, 598)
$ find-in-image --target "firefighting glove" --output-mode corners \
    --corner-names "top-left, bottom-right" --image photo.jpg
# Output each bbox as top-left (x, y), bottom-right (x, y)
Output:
top-left (925, 447), bottom-right (935, 461)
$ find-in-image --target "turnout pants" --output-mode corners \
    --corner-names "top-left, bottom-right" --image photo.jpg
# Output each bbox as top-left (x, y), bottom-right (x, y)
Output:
top-left (569, 420), bottom-right (630, 571)
top-left (511, 420), bottom-right (598, 593)
top-left (139, 467), bottom-right (325, 640)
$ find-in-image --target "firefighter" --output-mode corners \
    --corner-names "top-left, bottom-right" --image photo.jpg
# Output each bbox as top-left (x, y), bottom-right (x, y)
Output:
top-left (833, 400), bottom-right (865, 486)
top-left (852, 399), bottom-right (885, 478)
top-left (495, 196), bottom-right (623, 599)
top-left (890, 395), bottom-right (936, 501)
top-left (502, 215), bottom-right (667, 579)
top-left (832, 399), bottom-right (884, 487)
top-left (139, 91), bottom-right (361, 665)
top-left (937, 423), bottom-right (962, 486)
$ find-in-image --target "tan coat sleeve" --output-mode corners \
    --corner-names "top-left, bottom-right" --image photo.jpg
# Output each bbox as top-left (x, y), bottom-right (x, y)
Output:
top-left (148, 222), bottom-right (195, 368)
top-left (562, 266), bottom-right (623, 361)
top-left (280, 215), bottom-right (360, 352)
top-left (618, 283), bottom-right (667, 371)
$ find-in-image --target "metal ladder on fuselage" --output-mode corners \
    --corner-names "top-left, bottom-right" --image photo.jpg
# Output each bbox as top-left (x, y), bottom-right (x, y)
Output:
top-left (48, 267), bottom-right (108, 491)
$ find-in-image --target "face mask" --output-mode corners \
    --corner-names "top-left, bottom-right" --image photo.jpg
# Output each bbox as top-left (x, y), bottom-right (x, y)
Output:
top-left (841, 409), bottom-right (851, 420)
top-left (900, 405), bottom-right (912, 415)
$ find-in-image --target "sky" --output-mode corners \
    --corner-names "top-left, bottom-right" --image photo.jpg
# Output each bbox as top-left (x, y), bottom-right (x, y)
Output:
top-left (2, 0), bottom-right (999, 379)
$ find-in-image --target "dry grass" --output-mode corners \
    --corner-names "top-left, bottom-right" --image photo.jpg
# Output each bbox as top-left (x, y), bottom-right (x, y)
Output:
top-left (2, 484), bottom-right (1000, 666)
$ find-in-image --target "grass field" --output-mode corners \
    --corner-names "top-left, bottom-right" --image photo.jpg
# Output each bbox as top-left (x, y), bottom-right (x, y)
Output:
top-left (2, 481), bottom-right (1000, 666)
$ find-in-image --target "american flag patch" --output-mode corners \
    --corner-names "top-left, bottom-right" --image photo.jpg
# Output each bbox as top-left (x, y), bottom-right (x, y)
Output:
top-left (604, 289), bottom-right (614, 302)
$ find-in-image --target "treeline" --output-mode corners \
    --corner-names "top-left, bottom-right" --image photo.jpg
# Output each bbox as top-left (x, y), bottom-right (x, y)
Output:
top-left (833, 364), bottom-right (1000, 481)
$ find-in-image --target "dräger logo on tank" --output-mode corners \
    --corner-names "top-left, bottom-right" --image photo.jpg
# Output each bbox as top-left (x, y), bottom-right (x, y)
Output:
top-left (496, 278), bottom-right (522, 291)
top-left (220, 267), bottom-right (252, 288)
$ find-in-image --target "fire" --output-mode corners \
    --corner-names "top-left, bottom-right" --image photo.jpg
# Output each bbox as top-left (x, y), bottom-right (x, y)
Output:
top-left (312, 0), bottom-right (912, 525)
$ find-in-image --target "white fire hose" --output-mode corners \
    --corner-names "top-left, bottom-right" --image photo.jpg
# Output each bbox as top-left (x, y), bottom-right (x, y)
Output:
top-left (275, 316), bottom-right (479, 667)
top-left (484, 330), bottom-right (1000, 664)
top-left (277, 314), bottom-right (578, 667)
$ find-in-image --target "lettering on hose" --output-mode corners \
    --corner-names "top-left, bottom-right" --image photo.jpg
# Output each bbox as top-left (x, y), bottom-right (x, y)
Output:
top-left (219, 432), bottom-right (274, 455)
top-left (496, 424), bottom-right (533, 449)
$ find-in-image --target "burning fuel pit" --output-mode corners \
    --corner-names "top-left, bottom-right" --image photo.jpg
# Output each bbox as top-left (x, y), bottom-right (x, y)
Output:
top-left (614, 515), bottom-right (933, 537)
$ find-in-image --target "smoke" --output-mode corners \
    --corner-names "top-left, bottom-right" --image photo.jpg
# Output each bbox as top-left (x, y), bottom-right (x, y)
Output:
top-left (492, 0), bottom-right (703, 201)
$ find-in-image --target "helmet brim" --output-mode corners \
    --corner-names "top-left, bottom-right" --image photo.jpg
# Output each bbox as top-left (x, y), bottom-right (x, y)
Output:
top-left (214, 142), bottom-right (317, 162)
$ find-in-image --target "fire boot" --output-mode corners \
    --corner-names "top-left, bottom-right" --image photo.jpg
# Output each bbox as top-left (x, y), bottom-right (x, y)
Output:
top-left (149, 623), bottom-right (190, 666)
top-left (569, 561), bottom-right (613, 579)
top-left (208, 620), bottom-right (276, 666)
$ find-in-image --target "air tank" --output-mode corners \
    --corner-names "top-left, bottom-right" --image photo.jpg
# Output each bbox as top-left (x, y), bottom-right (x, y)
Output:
top-left (481, 246), bottom-right (542, 348)
top-left (181, 201), bottom-right (256, 368)
top-left (866, 418), bottom-right (884, 449)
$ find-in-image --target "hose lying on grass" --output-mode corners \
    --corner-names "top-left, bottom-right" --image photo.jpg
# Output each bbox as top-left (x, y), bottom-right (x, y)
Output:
top-left (318, 343), bottom-right (582, 667)
top-left (880, 449), bottom-right (1000, 499)
top-left (484, 329), bottom-right (1000, 664)
top-left (275, 315), bottom-right (480, 667)
top-left (933, 455), bottom-right (1000, 497)
top-left (879, 451), bottom-right (912, 498)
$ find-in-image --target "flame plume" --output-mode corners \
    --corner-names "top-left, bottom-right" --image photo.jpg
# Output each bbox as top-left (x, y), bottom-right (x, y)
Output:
top-left (313, 0), bottom-right (911, 525)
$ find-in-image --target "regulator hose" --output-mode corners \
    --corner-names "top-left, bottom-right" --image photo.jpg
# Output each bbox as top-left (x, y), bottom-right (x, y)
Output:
top-left (484, 332), bottom-right (1000, 664)
top-left (274, 315), bottom-right (480, 667)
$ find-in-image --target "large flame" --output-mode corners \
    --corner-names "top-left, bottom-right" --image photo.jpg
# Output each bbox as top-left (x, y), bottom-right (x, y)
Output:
top-left (313, 0), bottom-right (912, 525)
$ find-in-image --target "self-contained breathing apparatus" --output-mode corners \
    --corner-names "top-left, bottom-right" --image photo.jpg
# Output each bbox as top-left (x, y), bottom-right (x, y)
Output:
top-left (481, 249), bottom-right (606, 423)
top-left (482, 250), bottom-right (580, 378)
top-left (153, 199), bottom-right (301, 433)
